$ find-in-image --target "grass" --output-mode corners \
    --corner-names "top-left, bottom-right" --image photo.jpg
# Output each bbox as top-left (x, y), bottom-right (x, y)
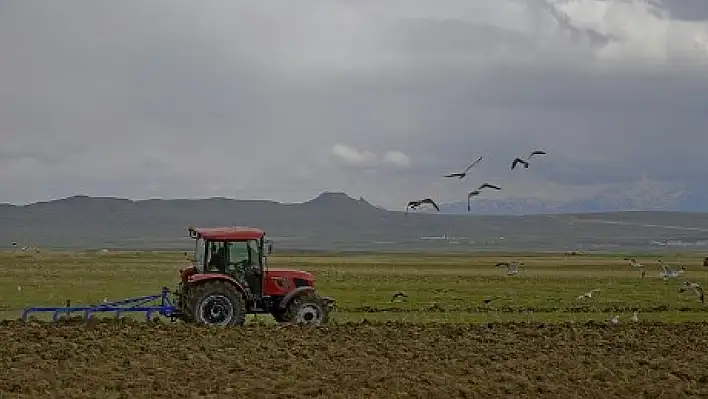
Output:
top-left (3, 250), bottom-right (708, 397)
top-left (1, 249), bottom-right (707, 324)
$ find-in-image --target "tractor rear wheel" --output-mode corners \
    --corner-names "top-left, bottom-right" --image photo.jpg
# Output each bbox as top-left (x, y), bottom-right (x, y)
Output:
top-left (188, 281), bottom-right (246, 326)
top-left (282, 293), bottom-right (329, 325)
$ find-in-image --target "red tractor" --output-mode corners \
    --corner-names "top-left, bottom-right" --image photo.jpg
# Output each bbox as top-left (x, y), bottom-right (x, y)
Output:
top-left (175, 226), bottom-right (334, 326)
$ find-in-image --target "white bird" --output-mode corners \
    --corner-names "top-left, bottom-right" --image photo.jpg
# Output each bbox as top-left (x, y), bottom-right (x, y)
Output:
top-left (625, 257), bottom-right (643, 269)
top-left (625, 258), bottom-right (647, 278)
top-left (610, 315), bottom-right (620, 324)
top-left (631, 311), bottom-right (639, 322)
top-left (658, 260), bottom-right (685, 280)
top-left (577, 288), bottom-right (600, 300)
top-left (17, 285), bottom-right (21, 292)
top-left (495, 261), bottom-right (523, 276)
top-left (391, 291), bottom-right (408, 303)
top-left (679, 281), bottom-right (704, 303)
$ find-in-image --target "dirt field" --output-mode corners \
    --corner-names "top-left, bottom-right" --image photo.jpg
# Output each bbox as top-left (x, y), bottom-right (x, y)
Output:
top-left (1, 320), bottom-right (708, 398)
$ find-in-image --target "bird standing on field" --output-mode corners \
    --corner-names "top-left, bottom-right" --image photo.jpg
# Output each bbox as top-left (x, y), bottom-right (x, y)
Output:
top-left (625, 258), bottom-right (646, 278)
top-left (679, 281), bottom-right (704, 303)
top-left (391, 291), bottom-right (408, 303)
top-left (658, 260), bottom-right (685, 280)
top-left (577, 288), bottom-right (600, 300)
top-left (483, 296), bottom-right (500, 305)
top-left (496, 261), bottom-right (523, 276)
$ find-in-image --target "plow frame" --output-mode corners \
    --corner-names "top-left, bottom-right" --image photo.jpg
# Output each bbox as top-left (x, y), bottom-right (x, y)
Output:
top-left (21, 286), bottom-right (178, 322)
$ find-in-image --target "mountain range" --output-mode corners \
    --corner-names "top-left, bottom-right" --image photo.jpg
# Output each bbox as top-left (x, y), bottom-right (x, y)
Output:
top-left (439, 181), bottom-right (708, 215)
top-left (1, 192), bottom-right (708, 252)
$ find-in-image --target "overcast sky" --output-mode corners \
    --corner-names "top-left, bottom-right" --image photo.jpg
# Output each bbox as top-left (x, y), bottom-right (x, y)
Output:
top-left (1, 0), bottom-right (707, 209)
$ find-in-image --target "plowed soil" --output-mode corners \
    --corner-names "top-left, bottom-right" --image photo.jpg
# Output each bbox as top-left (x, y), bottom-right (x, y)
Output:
top-left (2, 320), bottom-right (708, 398)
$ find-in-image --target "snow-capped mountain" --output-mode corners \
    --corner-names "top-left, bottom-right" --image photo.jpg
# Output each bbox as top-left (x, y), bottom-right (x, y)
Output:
top-left (440, 181), bottom-right (708, 215)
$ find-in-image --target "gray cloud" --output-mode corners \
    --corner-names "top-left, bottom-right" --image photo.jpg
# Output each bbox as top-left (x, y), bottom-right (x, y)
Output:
top-left (663, 0), bottom-right (708, 21)
top-left (0, 0), bottom-right (707, 209)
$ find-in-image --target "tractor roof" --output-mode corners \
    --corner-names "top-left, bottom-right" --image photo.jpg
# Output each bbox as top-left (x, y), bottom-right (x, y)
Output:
top-left (189, 226), bottom-right (265, 241)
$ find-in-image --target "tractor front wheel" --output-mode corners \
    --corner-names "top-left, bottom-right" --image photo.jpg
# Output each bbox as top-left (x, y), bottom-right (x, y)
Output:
top-left (282, 293), bottom-right (329, 325)
top-left (189, 281), bottom-right (246, 326)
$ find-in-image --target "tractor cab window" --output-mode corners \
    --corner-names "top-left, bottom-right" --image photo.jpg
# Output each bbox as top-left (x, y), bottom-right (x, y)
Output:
top-left (224, 241), bottom-right (250, 281)
top-left (206, 241), bottom-right (227, 273)
top-left (193, 238), bottom-right (206, 273)
top-left (247, 239), bottom-right (260, 265)
top-left (228, 241), bottom-right (249, 266)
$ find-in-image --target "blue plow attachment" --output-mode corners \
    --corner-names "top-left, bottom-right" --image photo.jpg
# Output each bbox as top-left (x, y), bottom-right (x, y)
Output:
top-left (21, 286), bottom-right (178, 322)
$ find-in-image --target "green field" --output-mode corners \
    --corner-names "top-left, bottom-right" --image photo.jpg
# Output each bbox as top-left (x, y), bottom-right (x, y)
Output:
top-left (3, 250), bottom-right (708, 397)
top-left (2, 250), bottom-right (707, 324)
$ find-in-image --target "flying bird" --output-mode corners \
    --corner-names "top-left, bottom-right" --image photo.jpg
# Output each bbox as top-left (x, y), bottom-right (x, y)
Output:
top-left (511, 150), bottom-right (547, 170)
top-left (467, 183), bottom-right (502, 211)
top-left (526, 150), bottom-right (546, 160)
top-left (511, 157), bottom-right (529, 170)
top-left (406, 198), bottom-right (440, 213)
top-left (391, 291), bottom-right (408, 303)
top-left (467, 190), bottom-right (481, 211)
top-left (477, 183), bottom-right (501, 191)
top-left (443, 156), bottom-right (483, 179)
top-left (679, 281), bottom-right (704, 303)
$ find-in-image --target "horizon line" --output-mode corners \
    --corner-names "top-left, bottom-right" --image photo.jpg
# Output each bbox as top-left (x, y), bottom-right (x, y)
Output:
top-left (1, 192), bottom-right (706, 215)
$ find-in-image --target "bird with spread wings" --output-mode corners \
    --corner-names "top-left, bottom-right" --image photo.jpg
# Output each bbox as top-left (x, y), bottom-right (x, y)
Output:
top-left (467, 183), bottom-right (502, 211)
top-left (406, 198), bottom-right (440, 213)
top-left (443, 156), bottom-right (483, 179)
top-left (511, 150), bottom-right (546, 170)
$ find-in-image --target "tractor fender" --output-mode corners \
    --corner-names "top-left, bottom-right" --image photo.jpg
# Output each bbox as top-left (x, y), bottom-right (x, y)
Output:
top-left (186, 274), bottom-right (250, 300)
top-left (278, 286), bottom-right (315, 309)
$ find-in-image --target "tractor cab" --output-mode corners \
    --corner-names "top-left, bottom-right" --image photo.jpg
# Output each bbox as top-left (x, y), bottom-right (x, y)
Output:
top-left (186, 226), bottom-right (271, 297)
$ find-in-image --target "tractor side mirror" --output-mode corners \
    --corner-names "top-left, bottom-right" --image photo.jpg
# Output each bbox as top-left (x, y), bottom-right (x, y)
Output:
top-left (267, 242), bottom-right (273, 254)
